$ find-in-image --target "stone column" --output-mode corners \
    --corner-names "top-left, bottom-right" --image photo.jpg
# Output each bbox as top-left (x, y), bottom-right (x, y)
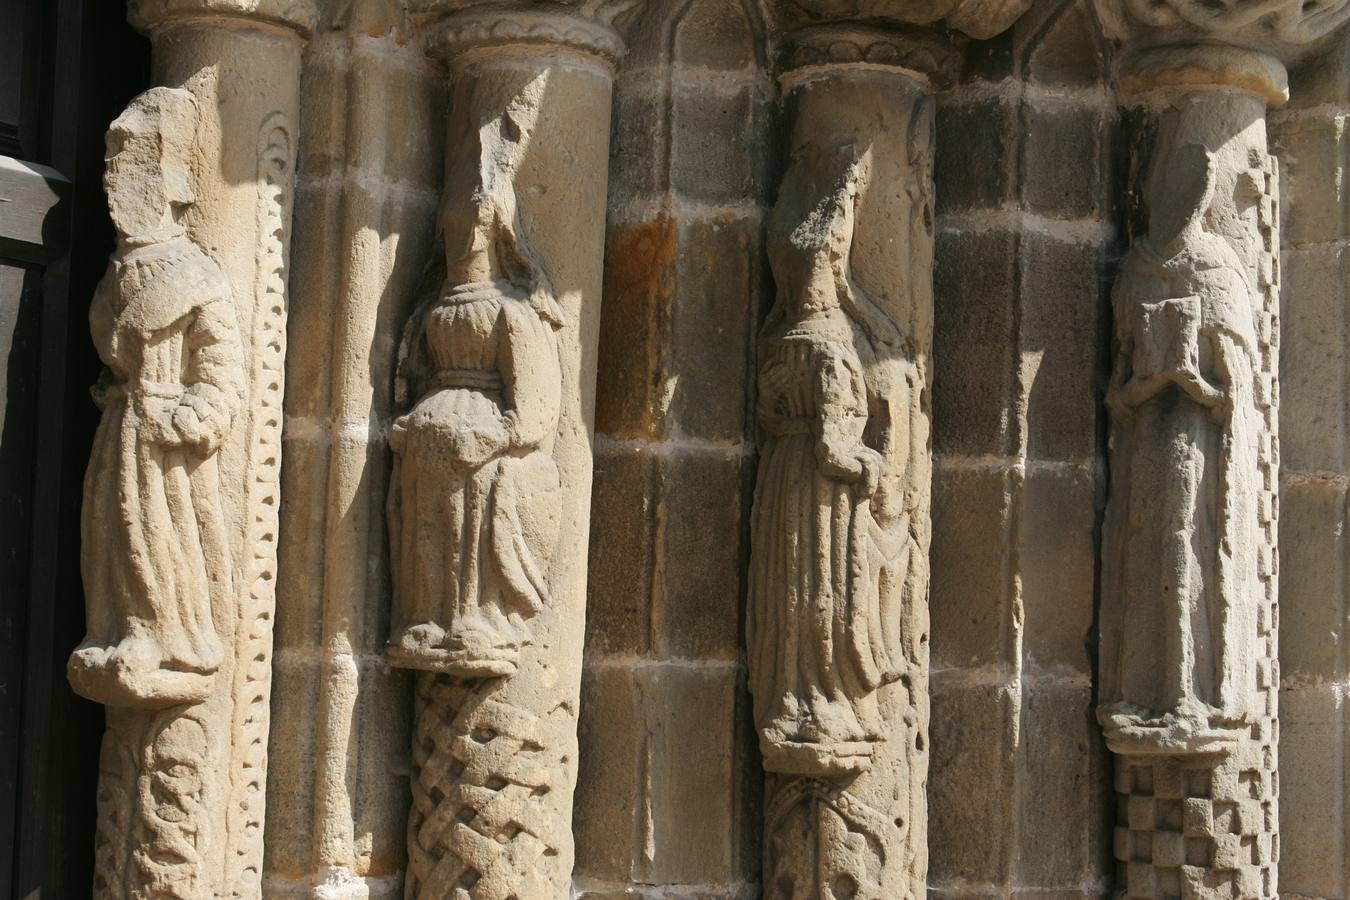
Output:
top-left (748, 25), bottom-right (949, 900)
top-left (751, 6), bottom-right (1037, 896)
top-left (1092, 6), bottom-right (1350, 898)
top-left (384, 5), bottom-right (621, 898)
top-left (1089, 5), bottom-right (1350, 889)
top-left (68, 1), bottom-right (313, 897)
top-left (265, 3), bottom-right (442, 897)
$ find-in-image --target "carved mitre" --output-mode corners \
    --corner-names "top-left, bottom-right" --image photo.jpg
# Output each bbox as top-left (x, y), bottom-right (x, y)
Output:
top-left (1095, 0), bottom-right (1350, 66)
top-left (127, 0), bottom-right (318, 33)
top-left (404, 0), bottom-right (640, 63)
top-left (770, 0), bottom-right (1036, 40)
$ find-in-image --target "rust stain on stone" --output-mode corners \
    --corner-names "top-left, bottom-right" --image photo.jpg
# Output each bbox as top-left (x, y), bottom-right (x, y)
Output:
top-left (597, 213), bottom-right (678, 440)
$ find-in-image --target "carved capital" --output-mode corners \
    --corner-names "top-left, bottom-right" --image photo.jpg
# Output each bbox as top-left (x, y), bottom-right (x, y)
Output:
top-left (128, 0), bottom-right (318, 36)
top-left (777, 23), bottom-right (960, 89)
top-left (1095, 0), bottom-right (1350, 62)
top-left (410, 1), bottom-right (635, 64)
top-left (1118, 43), bottom-right (1289, 106)
top-left (771, 0), bottom-right (1035, 40)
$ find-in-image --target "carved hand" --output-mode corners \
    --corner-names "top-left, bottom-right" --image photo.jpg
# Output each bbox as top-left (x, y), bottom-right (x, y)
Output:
top-left (141, 402), bottom-right (187, 448)
top-left (410, 416), bottom-right (510, 470)
top-left (170, 400), bottom-right (218, 455)
top-left (450, 423), bottom-right (511, 469)
top-left (1109, 372), bottom-right (1168, 415)
top-left (1170, 369), bottom-right (1230, 421)
top-left (853, 446), bottom-right (884, 498)
top-left (1171, 369), bottom-right (1224, 404)
top-left (818, 445), bottom-right (864, 482)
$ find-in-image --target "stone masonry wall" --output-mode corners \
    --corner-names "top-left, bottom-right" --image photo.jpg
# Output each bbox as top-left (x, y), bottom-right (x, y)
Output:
top-left (928, 2), bottom-right (1115, 895)
top-left (576, 1), bottom-right (769, 896)
top-left (1271, 30), bottom-right (1350, 900)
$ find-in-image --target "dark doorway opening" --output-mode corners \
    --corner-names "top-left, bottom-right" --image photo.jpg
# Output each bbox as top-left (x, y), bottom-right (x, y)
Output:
top-left (0, 1), bottom-right (150, 895)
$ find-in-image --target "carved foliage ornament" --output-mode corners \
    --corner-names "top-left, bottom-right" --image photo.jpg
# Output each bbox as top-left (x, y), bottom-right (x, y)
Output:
top-left (407, 0), bottom-right (640, 62)
top-left (127, 0), bottom-right (318, 33)
top-left (777, 24), bottom-right (960, 86)
top-left (1095, 0), bottom-right (1350, 51)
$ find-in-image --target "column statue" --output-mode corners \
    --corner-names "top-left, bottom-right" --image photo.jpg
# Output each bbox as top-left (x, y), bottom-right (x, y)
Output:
top-left (387, 142), bottom-right (564, 678)
top-left (71, 2), bottom-right (313, 895)
top-left (1100, 134), bottom-right (1265, 753)
top-left (70, 87), bottom-right (245, 710)
top-left (748, 153), bottom-right (905, 778)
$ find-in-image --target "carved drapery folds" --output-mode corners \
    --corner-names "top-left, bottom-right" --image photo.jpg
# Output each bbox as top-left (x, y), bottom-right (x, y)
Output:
top-left (386, 4), bottom-right (623, 898)
top-left (1093, 6), bottom-right (1350, 892)
top-left (71, 2), bottom-right (310, 897)
top-left (749, 24), bottom-right (944, 900)
top-left (71, 87), bottom-right (243, 711)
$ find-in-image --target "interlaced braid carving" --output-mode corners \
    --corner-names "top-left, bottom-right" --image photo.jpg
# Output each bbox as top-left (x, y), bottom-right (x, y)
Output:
top-left (132, 712), bottom-right (209, 899)
top-left (406, 673), bottom-right (572, 900)
top-left (92, 718), bottom-right (136, 896)
top-left (90, 709), bottom-right (209, 900)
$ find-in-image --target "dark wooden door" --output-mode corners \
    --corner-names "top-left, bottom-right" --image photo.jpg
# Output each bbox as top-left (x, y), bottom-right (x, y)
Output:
top-left (0, 1), bottom-right (149, 895)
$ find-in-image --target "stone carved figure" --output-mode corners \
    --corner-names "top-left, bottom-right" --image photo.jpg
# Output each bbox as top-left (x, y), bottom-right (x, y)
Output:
top-left (69, 86), bottom-right (246, 710)
top-left (747, 148), bottom-right (908, 778)
top-left (386, 100), bottom-right (565, 678)
top-left (749, 63), bottom-right (934, 899)
top-left (1099, 126), bottom-right (1267, 754)
top-left (387, 78), bottom-right (572, 900)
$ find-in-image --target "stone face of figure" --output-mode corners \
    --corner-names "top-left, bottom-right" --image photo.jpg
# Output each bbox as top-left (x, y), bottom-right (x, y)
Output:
top-left (1098, 136), bottom-right (1265, 753)
top-left (68, 86), bottom-right (246, 709)
top-left (385, 117), bottom-right (565, 677)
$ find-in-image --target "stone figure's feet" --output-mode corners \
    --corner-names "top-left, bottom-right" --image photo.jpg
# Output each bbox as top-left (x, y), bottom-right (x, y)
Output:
top-left (761, 738), bottom-right (877, 777)
top-left (759, 727), bottom-right (881, 777)
top-left (67, 638), bottom-right (215, 708)
top-left (386, 622), bottom-right (521, 677)
top-left (1098, 701), bottom-right (1244, 757)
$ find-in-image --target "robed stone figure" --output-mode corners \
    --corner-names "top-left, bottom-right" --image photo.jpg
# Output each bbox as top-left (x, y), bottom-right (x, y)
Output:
top-left (69, 87), bottom-right (246, 709)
